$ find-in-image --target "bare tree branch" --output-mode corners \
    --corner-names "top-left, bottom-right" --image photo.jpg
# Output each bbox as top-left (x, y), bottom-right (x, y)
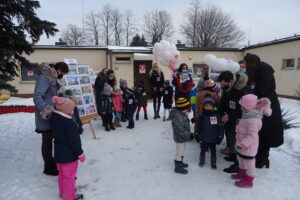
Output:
top-left (85, 11), bottom-right (101, 45)
top-left (112, 8), bottom-right (123, 46)
top-left (181, 2), bottom-right (245, 48)
top-left (124, 9), bottom-right (137, 46)
top-left (143, 10), bottom-right (174, 45)
top-left (100, 4), bottom-right (113, 46)
top-left (61, 24), bottom-right (83, 46)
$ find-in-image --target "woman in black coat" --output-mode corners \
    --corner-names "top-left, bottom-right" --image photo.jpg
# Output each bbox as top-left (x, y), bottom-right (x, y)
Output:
top-left (244, 53), bottom-right (284, 168)
top-left (94, 68), bottom-right (108, 115)
top-left (149, 63), bottom-right (165, 119)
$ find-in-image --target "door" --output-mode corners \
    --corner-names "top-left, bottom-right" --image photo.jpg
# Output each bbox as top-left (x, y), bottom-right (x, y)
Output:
top-left (134, 60), bottom-right (153, 99)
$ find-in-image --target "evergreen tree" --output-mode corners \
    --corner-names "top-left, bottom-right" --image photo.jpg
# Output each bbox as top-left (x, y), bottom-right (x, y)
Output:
top-left (0, 0), bottom-right (58, 93)
top-left (130, 34), bottom-right (148, 47)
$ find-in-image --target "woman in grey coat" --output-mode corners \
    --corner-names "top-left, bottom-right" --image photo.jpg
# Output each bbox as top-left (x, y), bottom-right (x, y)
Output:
top-left (33, 62), bottom-right (69, 175)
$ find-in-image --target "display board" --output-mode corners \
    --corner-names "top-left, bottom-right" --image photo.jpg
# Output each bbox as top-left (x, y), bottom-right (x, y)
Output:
top-left (61, 65), bottom-right (98, 139)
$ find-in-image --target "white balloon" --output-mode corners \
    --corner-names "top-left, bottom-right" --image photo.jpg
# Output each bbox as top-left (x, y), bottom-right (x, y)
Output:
top-left (204, 54), bottom-right (217, 66)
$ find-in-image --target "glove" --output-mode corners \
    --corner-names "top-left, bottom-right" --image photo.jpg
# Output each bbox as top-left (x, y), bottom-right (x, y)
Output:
top-left (78, 154), bottom-right (86, 163)
top-left (234, 144), bottom-right (242, 153)
top-left (191, 117), bottom-right (196, 124)
top-left (40, 105), bottom-right (54, 120)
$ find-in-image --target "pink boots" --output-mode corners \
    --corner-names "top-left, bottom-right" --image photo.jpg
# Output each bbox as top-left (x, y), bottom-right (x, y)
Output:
top-left (231, 169), bottom-right (246, 180)
top-left (235, 175), bottom-right (254, 188)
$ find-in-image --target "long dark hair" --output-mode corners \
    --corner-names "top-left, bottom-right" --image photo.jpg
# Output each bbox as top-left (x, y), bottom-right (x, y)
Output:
top-left (106, 69), bottom-right (116, 87)
top-left (244, 53), bottom-right (261, 83)
top-left (178, 63), bottom-right (188, 73)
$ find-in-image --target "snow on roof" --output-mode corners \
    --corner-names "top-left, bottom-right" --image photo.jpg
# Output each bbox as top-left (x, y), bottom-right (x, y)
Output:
top-left (0, 97), bottom-right (34, 106)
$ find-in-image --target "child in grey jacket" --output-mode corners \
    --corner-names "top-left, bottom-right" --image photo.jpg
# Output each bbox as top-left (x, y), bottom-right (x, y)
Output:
top-left (169, 97), bottom-right (192, 174)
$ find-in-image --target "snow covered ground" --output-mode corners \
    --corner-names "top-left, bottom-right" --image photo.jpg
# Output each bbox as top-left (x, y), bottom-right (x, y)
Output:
top-left (0, 99), bottom-right (299, 200)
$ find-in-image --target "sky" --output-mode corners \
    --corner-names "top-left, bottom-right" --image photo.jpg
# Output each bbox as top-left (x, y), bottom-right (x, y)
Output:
top-left (36, 0), bottom-right (300, 46)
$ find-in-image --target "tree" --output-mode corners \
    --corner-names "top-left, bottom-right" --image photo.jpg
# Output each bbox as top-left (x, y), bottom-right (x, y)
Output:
top-left (181, 2), bottom-right (245, 48)
top-left (143, 10), bottom-right (174, 45)
top-left (61, 24), bottom-right (83, 46)
top-left (124, 9), bottom-right (136, 46)
top-left (100, 4), bottom-right (113, 46)
top-left (0, 0), bottom-right (57, 93)
top-left (130, 34), bottom-right (148, 47)
top-left (112, 8), bottom-right (123, 46)
top-left (85, 11), bottom-right (101, 45)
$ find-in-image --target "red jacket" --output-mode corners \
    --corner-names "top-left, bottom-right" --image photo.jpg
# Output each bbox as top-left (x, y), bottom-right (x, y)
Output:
top-left (112, 93), bottom-right (123, 112)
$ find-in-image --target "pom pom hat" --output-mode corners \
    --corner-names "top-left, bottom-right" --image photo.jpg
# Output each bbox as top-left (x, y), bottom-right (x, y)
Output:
top-left (52, 96), bottom-right (76, 115)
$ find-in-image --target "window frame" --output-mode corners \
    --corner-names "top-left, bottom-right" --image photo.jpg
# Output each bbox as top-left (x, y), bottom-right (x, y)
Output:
top-left (282, 58), bottom-right (295, 70)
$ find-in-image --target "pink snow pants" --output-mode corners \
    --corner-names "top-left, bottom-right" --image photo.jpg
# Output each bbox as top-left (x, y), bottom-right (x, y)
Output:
top-left (57, 160), bottom-right (78, 200)
top-left (237, 156), bottom-right (255, 177)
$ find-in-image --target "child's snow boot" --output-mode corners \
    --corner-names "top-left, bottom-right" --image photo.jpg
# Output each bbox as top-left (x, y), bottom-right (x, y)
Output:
top-left (235, 175), bottom-right (254, 188)
top-left (144, 114), bottom-right (148, 120)
top-left (231, 169), bottom-right (246, 180)
top-left (174, 160), bottom-right (188, 174)
top-left (127, 121), bottom-right (134, 129)
top-left (181, 156), bottom-right (188, 168)
top-left (105, 125), bottom-right (110, 132)
top-left (211, 154), bottom-right (217, 170)
top-left (43, 162), bottom-right (58, 176)
top-left (110, 123), bottom-right (116, 130)
top-left (136, 113), bottom-right (139, 121)
top-left (117, 121), bottom-right (122, 127)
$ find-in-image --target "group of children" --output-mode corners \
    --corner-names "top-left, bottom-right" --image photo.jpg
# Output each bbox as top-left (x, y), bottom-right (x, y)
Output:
top-left (48, 73), bottom-right (272, 200)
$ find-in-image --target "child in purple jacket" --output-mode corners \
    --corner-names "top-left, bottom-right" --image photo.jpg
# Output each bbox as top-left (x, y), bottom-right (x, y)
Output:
top-left (232, 94), bottom-right (272, 188)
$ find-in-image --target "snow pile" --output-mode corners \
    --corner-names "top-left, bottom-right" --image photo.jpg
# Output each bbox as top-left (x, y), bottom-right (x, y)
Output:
top-left (0, 97), bottom-right (34, 106)
top-left (0, 99), bottom-right (299, 200)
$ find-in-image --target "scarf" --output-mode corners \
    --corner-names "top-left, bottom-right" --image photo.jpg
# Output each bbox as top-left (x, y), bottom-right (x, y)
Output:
top-left (242, 109), bottom-right (263, 119)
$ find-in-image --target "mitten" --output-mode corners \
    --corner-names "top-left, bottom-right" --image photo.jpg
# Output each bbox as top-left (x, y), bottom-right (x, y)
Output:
top-left (40, 105), bottom-right (54, 120)
top-left (191, 117), bottom-right (196, 124)
top-left (78, 154), bottom-right (86, 163)
top-left (234, 144), bottom-right (242, 153)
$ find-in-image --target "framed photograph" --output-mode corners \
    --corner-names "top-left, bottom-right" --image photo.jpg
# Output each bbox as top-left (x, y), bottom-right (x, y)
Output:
top-left (89, 68), bottom-right (96, 77)
top-left (85, 105), bottom-right (96, 115)
top-left (81, 85), bottom-right (93, 94)
top-left (66, 76), bottom-right (79, 85)
top-left (77, 65), bottom-right (89, 75)
top-left (67, 85), bottom-right (82, 95)
top-left (79, 75), bottom-right (91, 84)
top-left (74, 95), bottom-right (83, 106)
top-left (68, 65), bottom-right (78, 75)
top-left (77, 106), bottom-right (86, 116)
top-left (60, 77), bottom-right (68, 87)
top-left (83, 95), bottom-right (94, 105)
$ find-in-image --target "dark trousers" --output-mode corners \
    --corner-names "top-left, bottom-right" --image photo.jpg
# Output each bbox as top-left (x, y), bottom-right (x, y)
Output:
top-left (137, 106), bottom-right (147, 114)
top-left (127, 113), bottom-right (134, 124)
top-left (200, 143), bottom-right (216, 165)
top-left (102, 113), bottom-right (113, 128)
top-left (256, 145), bottom-right (270, 166)
top-left (153, 94), bottom-right (161, 115)
top-left (225, 128), bottom-right (236, 148)
top-left (41, 132), bottom-right (55, 167)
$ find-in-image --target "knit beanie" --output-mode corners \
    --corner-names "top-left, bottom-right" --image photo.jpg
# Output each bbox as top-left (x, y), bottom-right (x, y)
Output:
top-left (175, 97), bottom-right (191, 111)
top-left (239, 94), bottom-right (258, 110)
top-left (203, 97), bottom-right (215, 107)
top-left (103, 83), bottom-right (113, 95)
top-left (52, 96), bottom-right (75, 115)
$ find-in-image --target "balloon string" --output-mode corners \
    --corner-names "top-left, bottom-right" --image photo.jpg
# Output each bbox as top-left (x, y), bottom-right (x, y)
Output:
top-left (168, 60), bottom-right (175, 74)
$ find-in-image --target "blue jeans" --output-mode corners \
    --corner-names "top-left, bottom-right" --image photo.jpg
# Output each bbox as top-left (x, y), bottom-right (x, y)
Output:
top-left (114, 112), bottom-right (121, 123)
top-left (127, 113), bottom-right (134, 124)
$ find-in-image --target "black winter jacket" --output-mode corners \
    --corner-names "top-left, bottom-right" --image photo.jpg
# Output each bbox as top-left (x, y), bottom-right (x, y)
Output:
top-left (163, 86), bottom-right (174, 109)
top-left (124, 88), bottom-right (137, 114)
top-left (50, 111), bottom-right (83, 163)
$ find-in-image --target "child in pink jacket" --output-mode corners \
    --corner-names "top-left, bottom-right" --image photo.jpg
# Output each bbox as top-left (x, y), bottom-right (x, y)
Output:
top-left (231, 94), bottom-right (272, 188)
top-left (112, 86), bottom-right (123, 128)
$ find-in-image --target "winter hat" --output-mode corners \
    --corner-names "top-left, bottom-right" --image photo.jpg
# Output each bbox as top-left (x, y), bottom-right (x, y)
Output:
top-left (239, 94), bottom-right (258, 110)
top-left (114, 86), bottom-right (121, 92)
top-left (164, 80), bottom-right (170, 87)
top-left (103, 83), bottom-right (113, 95)
top-left (176, 97), bottom-right (191, 111)
top-left (52, 96), bottom-right (75, 115)
top-left (203, 97), bottom-right (215, 107)
top-left (119, 79), bottom-right (127, 87)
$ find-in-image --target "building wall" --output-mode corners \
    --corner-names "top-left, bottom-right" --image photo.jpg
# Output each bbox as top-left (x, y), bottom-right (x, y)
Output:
top-left (10, 49), bottom-right (107, 94)
top-left (111, 53), bottom-right (135, 87)
top-left (244, 40), bottom-right (300, 96)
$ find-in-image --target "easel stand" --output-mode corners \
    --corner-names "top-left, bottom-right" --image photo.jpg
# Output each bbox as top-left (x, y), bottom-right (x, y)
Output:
top-left (80, 114), bottom-right (98, 139)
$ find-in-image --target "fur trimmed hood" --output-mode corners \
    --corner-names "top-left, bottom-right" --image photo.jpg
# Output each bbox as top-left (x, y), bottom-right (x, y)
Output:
top-left (37, 63), bottom-right (58, 85)
top-left (234, 73), bottom-right (248, 91)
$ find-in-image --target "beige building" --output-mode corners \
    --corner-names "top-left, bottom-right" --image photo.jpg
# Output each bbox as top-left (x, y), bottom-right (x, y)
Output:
top-left (10, 35), bottom-right (300, 96)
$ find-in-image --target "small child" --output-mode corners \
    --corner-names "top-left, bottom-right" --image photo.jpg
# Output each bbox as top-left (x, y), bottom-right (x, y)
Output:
top-left (162, 80), bottom-right (173, 121)
top-left (50, 96), bottom-right (85, 200)
top-left (100, 83), bottom-right (115, 131)
top-left (169, 97), bottom-right (192, 174)
top-left (122, 82), bottom-right (137, 129)
top-left (112, 86), bottom-right (123, 128)
top-left (197, 97), bottom-right (224, 169)
top-left (135, 80), bottom-right (148, 120)
top-left (232, 94), bottom-right (272, 188)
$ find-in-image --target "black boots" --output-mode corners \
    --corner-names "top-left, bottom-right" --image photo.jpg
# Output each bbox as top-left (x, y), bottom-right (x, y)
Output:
top-left (199, 152), bottom-right (217, 169)
top-left (144, 114), bottom-right (148, 120)
top-left (127, 121), bottom-right (134, 129)
top-left (43, 162), bottom-right (58, 176)
top-left (211, 155), bottom-right (217, 170)
top-left (223, 163), bottom-right (239, 173)
top-left (181, 156), bottom-right (188, 168)
top-left (199, 153), bottom-right (205, 167)
top-left (76, 194), bottom-right (84, 200)
top-left (174, 160), bottom-right (188, 174)
top-left (136, 113), bottom-right (139, 121)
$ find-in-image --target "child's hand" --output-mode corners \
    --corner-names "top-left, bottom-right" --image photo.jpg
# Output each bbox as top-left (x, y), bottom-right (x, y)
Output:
top-left (78, 154), bottom-right (86, 163)
top-left (234, 144), bottom-right (242, 152)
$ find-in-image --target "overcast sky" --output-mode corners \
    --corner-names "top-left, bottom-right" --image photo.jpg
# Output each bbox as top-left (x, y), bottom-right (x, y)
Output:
top-left (37, 0), bottom-right (300, 46)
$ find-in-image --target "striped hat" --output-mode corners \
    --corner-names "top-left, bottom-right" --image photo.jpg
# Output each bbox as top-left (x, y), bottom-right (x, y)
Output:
top-left (176, 97), bottom-right (191, 111)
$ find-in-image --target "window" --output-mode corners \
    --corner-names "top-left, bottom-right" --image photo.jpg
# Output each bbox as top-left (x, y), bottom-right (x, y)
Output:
top-left (282, 58), bottom-right (295, 69)
top-left (20, 63), bottom-right (39, 82)
top-left (114, 57), bottom-right (131, 63)
top-left (192, 63), bottom-right (208, 78)
top-left (297, 58), bottom-right (300, 69)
